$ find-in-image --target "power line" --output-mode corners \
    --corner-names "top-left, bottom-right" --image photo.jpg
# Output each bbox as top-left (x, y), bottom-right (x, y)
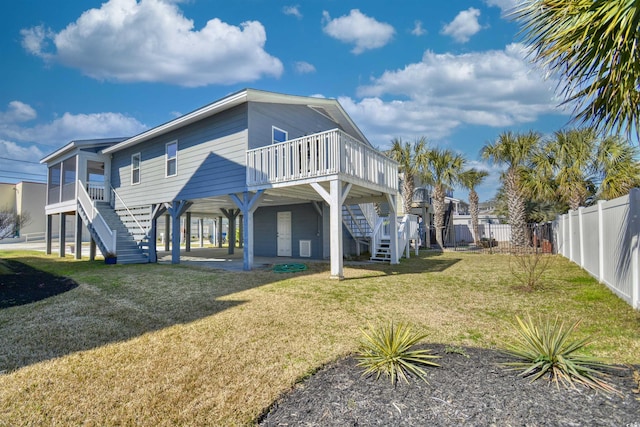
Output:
top-left (0, 170), bottom-right (47, 178)
top-left (0, 156), bottom-right (42, 165)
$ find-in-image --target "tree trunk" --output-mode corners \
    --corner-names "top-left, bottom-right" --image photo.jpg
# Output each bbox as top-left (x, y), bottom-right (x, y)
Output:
top-left (401, 173), bottom-right (414, 214)
top-left (432, 184), bottom-right (445, 250)
top-left (469, 190), bottom-right (480, 246)
top-left (506, 170), bottom-right (527, 247)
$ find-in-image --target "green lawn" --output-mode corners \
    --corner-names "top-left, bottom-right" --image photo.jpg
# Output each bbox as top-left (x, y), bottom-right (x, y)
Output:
top-left (0, 250), bottom-right (638, 425)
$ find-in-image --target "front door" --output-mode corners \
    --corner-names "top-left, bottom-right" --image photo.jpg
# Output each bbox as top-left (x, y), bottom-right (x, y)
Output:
top-left (277, 211), bottom-right (292, 256)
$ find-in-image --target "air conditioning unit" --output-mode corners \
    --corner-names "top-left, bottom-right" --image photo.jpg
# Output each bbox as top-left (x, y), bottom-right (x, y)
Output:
top-left (299, 240), bottom-right (311, 257)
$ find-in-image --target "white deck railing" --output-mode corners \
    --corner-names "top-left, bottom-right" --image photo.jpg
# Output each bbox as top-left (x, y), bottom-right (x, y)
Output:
top-left (246, 129), bottom-right (397, 192)
top-left (87, 181), bottom-right (106, 201)
top-left (77, 180), bottom-right (117, 255)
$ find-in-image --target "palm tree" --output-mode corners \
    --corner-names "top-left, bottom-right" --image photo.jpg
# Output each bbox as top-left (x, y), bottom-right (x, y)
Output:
top-left (386, 137), bottom-right (429, 214)
top-left (539, 128), bottom-right (599, 211)
top-left (596, 136), bottom-right (640, 200)
top-left (458, 169), bottom-right (489, 246)
top-left (513, 1), bottom-right (640, 138)
top-left (420, 148), bottom-right (466, 250)
top-left (481, 131), bottom-right (541, 247)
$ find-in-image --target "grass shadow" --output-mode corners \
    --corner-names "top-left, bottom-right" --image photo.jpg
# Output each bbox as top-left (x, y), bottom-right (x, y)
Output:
top-left (0, 259), bottom-right (79, 309)
top-left (344, 250), bottom-right (462, 279)
top-left (0, 253), bottom-right (297, 372)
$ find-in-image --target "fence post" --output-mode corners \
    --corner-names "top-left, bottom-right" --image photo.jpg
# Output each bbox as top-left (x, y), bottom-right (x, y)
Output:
top-left (597, 200), bottom-right (605, 283)
top-left (568, 210), bottom-right (573, 261)
top-left (578, 207), bottom-right (585, 268)
top-left (630, 188), bottom-right (640, 309)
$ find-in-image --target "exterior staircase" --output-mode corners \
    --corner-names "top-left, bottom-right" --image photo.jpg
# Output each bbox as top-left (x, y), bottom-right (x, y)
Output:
top-left (78, 201), bottom-right (149, 264)
top-left (342, 204), bottom-right (372, 242)
top-left (370, 237), bottom-right (391, 262)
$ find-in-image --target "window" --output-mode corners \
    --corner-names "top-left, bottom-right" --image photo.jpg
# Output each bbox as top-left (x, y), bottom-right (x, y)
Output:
top-left (166, 141), bottom-right (177, 177)
top-left (272, 127), bottom-right (287, 144)
top-left (131, 153), bottom-right (141, 184)
top-left (47, 163), bottom-right (61, 204)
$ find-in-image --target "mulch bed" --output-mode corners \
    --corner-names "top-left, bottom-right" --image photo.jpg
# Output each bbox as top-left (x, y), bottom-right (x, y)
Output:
top-left (0, 259), bottom-right (78, 309)
top-left (259, 344), bottom-right (640, 426)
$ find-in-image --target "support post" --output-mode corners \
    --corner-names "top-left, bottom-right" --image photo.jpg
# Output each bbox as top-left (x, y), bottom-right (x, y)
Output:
top-left (90, 238), bottom-right (96, 261)
top-left (164, 201), bottom-right (192, 264)
top-left (185, 212), bottom-right (192, 252)
top-left (217, 216), bottom-right (223, 248)
top-left (230, 190), bottom-right (264, 270)
top-left (149, 204), bottom-right (167, 263)
top-left (310, 181), bottom-right (351, 279)
top-left (164, 214), bottom-right (170, 251)
top-left (221, 208), bottom-right (240, 255)
top-left (238, 215), bottom-right (244, 248)
top-left (386, 193), bottom-right (399, 265)
top-left (45, 214), bottom-right (52, 255)
top-left (59, 213), bottom-right (66, 258)
top-left (75, 212), bottom-right (82, 260)
top-left (199, 218), bottom-right (204, 248)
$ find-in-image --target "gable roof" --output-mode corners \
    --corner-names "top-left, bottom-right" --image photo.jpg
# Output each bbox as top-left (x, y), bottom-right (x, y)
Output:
top-left (40, 137), bottom-right (128, 164)
top-left (102, 88), bottom-right (369, 154)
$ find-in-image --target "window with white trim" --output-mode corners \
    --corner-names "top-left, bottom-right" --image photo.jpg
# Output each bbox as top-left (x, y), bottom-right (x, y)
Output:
top-left (131, 153), bottom-right (141, 184)
top-left (272, 127), bottom-right (287, 144)
top-left (166, 141), bottom-right (177, 177)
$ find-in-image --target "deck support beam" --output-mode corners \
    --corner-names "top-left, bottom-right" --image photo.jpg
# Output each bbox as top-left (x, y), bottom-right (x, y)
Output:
top-left (311, 181), bottom-right (351, 279)
top-left (75, 212), bottom-right (82, 259)
top-left (45, 214), bottom-right (52, 255)
top-left (221, 208), bottom-right (240, 255)
top-left (217, 216), bottom-right (223, 248)
top-left (59, 213), bottom-right (66, 258)
top-left (90, 238), bottom-right (96, 261)
top-left (148, 204), bottom-right (167, 263)
top-left (386, 193), bottom-right (399, 265)
top-left (164, 201), bottom-right (192, 264)
top-left (164, 215), bottom-right (170, 251)
top-left (185, 212), bottom-right (192, 252)
top-left (230, 190), bottom-right (264, 271)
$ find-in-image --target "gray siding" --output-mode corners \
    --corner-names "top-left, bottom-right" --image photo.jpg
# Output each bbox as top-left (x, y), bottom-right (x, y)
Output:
top-left (111, 104), bottom-right (248, 208)
top-left (247, 102), bottom-right (340, 149)
top-left (254, 203), bottom-right (324, 259)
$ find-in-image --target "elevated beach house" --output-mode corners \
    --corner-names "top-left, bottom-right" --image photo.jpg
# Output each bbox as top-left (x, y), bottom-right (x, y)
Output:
top-left (41, 89), bottom-right (415, 278)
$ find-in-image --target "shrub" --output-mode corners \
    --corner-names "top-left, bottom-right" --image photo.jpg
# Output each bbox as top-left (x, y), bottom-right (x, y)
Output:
top-left (479, 237), bottom-right (497, 248)
top-left (502, 315), bottom-right (618, 394)
top-left (509, 248), bottom-right (553, 291)
top-left (356, 321), bottom-right (440, 385)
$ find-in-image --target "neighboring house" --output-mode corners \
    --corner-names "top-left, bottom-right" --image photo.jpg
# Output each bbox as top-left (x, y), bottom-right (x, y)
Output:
top-left (0, 181), bottom-right (47, 239)
top-left (41, 89), bottom-right (418, 279)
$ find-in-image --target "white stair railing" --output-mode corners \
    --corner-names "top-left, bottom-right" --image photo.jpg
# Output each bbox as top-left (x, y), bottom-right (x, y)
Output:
top-left (77, 180), bottom-right (117, 254)
top-left (110, 186), bottom-right (147, 238)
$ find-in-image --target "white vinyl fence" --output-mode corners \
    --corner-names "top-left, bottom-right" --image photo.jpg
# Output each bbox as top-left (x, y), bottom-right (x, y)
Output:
top-left (554, 188), bottom-right (640, 310)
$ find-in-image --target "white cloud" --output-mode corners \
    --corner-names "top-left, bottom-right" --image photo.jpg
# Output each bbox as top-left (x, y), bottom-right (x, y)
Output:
top-left (0, 102), bottom-right (37, 124)
top-left (294, 61), bottom-right (316, 74)
top-left (322, 9), bottom-right (395, 54)
top-left (340, 44), bottom-right (566, 148)
top-left (0, 103), bottom-right (146, 146)
top-left (485, 0), bottom-right (522, 14)
top-left (411, 20), bottom-right (426, 36)
top-left (283, 5), bottom-right (302, 19)
top-left (21, 0), bottom-right (283, 87)
top-left (441, 8), bottom-right (482, 43)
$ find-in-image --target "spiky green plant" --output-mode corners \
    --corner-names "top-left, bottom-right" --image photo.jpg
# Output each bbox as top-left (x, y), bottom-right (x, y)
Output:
top-left (356, 322), bottom-right (440, 385)
top-left (503, 315), bottom-right (618, 394)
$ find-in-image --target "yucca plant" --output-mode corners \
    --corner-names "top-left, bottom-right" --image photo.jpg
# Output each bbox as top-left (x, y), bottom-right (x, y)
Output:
top-left (503, 315), bottom-right (618, 394)
top-left (356, 321), bottom-right (440, 385)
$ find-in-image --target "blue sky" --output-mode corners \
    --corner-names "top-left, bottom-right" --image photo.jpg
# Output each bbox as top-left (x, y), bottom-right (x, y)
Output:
top-left (1, 0), bottom-right (571, 202)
